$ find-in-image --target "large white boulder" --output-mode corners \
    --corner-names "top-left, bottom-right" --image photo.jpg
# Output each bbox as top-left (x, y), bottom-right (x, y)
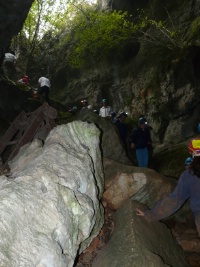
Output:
top-left (0, 122), bottom-right (104, 267)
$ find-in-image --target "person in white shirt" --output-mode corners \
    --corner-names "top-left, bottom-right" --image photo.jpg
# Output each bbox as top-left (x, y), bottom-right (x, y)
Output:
top-left (3, 51), bottom-right (16, 79)
top-left (99, 99), bottom-right (112, 117)
top-left (38, 77), bottom-right (51, 103)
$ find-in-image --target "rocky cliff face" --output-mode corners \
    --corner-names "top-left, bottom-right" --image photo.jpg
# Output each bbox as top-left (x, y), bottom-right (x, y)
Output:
top-left (52, 0), bottom-right (200, 151)
top-left (2, 0), bottom-right (200, 151)
top-left (0, 0), bottom-right (33, 59)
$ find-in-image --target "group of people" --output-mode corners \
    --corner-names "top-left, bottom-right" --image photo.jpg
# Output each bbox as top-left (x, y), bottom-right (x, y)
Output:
top-left (1, 51), bottom-right (51, 103)
top-left (95, 98), bottom-right (153, 168)
top-left (2, 51), bottom-right (200, 236)
top-left (94, 98), bottom-right (200, 240)
top-left (97, 99), bottom-right (200, 237)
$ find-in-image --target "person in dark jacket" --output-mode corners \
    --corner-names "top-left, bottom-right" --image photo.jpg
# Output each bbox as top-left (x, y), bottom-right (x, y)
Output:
top-left (130, 117), bottom-right (152, 167)
top-left (136, 138), bottom-right (200, 236)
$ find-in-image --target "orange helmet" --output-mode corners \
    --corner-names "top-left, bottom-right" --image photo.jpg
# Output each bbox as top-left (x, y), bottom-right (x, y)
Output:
top-left (188, 139), bottom-right (200, 157)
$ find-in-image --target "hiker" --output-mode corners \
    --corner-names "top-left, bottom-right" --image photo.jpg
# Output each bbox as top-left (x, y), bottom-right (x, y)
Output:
top-left (2, 51), bottom-right (16, 79)
top-left (81, 99), bottom-right (92, 110)
top-left (99, 99), bottom-right (112, 118)
top-left (38, 76), bottom-right (51, 103)
top-left (130, 117), bottom-right (152, 167)
top-left (136, 138), bottom-right (200, 236)
top-left (115, 112), bottom-right (128, 150)
top-left (18, 75), bottom-right (30, 85)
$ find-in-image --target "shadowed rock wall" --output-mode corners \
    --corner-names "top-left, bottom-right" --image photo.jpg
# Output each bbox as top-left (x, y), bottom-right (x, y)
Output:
top-left (0, 0), bottom-right (33, 58)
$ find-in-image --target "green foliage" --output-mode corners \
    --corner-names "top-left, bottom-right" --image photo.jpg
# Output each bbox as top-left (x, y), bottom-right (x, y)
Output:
top-left (58, 7), bottom-right (192, 68)
top-left (12, 0), bottom-right (200, 76)
top-left (56, 111), bottom-right (74, 125)
top-left (59, 9), bottom-right (139, 68)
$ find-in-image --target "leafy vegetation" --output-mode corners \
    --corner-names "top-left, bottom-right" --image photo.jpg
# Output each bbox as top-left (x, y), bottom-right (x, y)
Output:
top-left (11, 0), bottom-right (200, 76)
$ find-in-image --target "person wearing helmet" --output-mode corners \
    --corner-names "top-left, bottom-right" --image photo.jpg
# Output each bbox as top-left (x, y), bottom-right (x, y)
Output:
top-left (99, 99), bottom-right (112, 118)
top-left (81, 99), bottom-right (88, 109)
top-left (81, 99), bottom-right (93, 110)
top-left (136, 138), bottom-right (200, 236)
top-left (18, 75), bottom-right (30, 85)
top-left (130, 117), bottom-right (152, 167)
top-left (185, 157), bottom-right (193, 170)
top-left (38, 76), bottom-right (51, 103)
top-left (2, 51), bottom-right (16, 79)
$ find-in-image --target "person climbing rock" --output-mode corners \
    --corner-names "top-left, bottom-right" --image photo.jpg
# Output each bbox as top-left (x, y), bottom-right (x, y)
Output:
top-left (136, 138), bottom-right (200, 236)
top-left (18, 75), bottom-right (30, 85)
top-left (2, 51), bottom-right (16, 79)
top-left (38, 76), bottom-right (51, 103)
top-left (81, 99), bottom-right (92, 110)
top-left (130, 117), bottom-right (152, 167)
top-left (99, 99), bottom-right (112, 118)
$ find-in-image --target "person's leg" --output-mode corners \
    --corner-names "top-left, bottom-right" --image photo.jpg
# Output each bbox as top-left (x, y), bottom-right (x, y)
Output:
top-left (38, 86), bottom-right (45, 101)
top-left (136, 148), bottom-right (148, 167)
top-left (43, 86), bottom-right (50, 103)
top-left (136, 149), bottom-right (144, 167)
top-left (143, 147), bottom-right (149, 167)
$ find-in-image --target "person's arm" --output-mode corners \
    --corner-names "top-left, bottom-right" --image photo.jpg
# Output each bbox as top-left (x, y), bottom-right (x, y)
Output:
top-left (136, 172), bottom-right (189, 222)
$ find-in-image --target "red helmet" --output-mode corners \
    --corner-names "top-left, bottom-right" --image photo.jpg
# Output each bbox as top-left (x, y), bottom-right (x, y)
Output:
top-left (188, 139), bottom-right (200, 156)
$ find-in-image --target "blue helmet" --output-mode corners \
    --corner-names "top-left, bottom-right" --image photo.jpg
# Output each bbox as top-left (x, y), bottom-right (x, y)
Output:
top-left (102, 99), bottom-right (107, 103)
top-left (185, 157), bottom-right (193, 165)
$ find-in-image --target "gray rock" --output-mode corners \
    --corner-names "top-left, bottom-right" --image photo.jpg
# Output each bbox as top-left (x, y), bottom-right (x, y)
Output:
top-left (92, 199), bottom-right (190, 267)
top-left (103, 158), bottom-right (191, 222)
top-left (0, 122), bottom-right (104, 267)
top-left (74, 108), bottom-right (130, 165)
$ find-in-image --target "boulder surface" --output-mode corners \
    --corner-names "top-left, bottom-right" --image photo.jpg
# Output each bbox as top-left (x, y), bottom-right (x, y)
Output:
top-left (0, 122), bottom-right (104, 267)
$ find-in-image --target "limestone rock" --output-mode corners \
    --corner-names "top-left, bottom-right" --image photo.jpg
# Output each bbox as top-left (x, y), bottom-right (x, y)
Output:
top-left (74, 108), bottom-right (130, 165)
top-left (103, 158), bottom-right (176, 210)
top-left (103, 158), bottom-right (191, 222)
top-left (0, 122), bottom-right (104, 267)
top-left (92, 200), bottom-right (190, 267)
